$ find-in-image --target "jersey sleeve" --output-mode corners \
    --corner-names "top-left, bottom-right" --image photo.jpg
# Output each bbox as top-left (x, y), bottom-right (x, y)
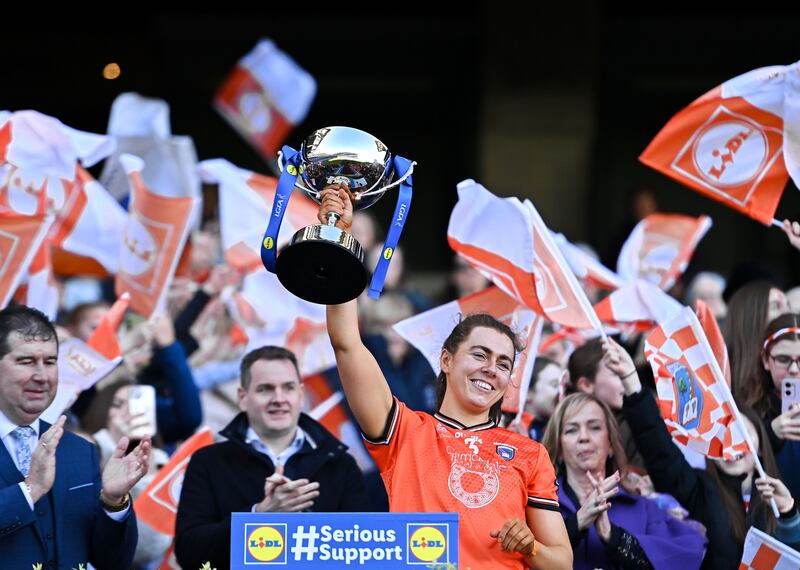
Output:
top-left (362, 397), bottom-right (423, 473)
top-left (526, 443), bottom-right (560, 511)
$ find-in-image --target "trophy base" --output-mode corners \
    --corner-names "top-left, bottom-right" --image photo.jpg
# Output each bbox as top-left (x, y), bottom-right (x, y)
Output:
top-left (276, 224), bottom-right (368, 305)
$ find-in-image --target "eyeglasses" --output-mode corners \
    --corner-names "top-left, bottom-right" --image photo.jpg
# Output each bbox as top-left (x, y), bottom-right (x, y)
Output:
top-left (769, 354), bottom-right (800, 370)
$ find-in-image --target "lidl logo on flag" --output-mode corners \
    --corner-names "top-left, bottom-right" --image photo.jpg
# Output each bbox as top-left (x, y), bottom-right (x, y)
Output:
top-left (667, 361), bottom-right (704, 429)
top-left (246, 524), bottom-right (287, 563)
top-left (670, 107), bottom-right (783, 208)
top-left (640, 61), bottom-right (800, 226)
top-left (407, 525), bottom-right (449, 565)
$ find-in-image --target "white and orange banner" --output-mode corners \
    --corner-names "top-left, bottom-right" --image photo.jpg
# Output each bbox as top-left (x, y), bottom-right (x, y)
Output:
top-left (393, 286), bottom-right (544, 416)
top-left (640, 60), bottom-right (800, 225)
top-left (239, 270), bottom-right (335, 377)
top-left (617, 213), bottom-right (712, 291)
top-left (645, 306), bottom-right (748, 459)
top-left (24, 242), bottom-right (58, 320)
top-left (134, 427), bottom-right (215, 536)
top-left (739, 526), bottom-right (800, 570)
top-left (594, 279), bottom-right (683, 333)
top-left (553, 231), bottom-right (623, 291)
top-left (0, 110), bottom-right (114, 181)
top-left (303, 372), bottom-right (375, 474)
top-left (0, 213), bottom-right (53, 309)
top-left (214, 39), bottom-right (316, 159)
top-left (51, 166), bottom-right (128, 273)
top-left (40, 338), bottom-right (122, 424)
top-left (448, 180), bottom-right (602, 331)
top-left (0, 163), bottom-right (126, 276)
top-left (115, 154), bottom-right (199, 317)
top-left (99, 93), bottom-right (202, 231)
top-left (199, 158), bottom-right (318, 271)
top-left (696, 299), bottom-right (731, 387)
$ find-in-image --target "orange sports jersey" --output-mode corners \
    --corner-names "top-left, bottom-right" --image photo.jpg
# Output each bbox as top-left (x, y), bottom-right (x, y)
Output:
top-left (364, 398), bottom-right (559, 570)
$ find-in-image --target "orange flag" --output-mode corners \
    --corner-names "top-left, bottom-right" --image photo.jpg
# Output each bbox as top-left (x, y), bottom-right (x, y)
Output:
top-left (640, 62), bottom-right (800, 226)
top-left (0, 213), bottom-right (52, 309)
top-left (134, 427), bottom-right (215, 536)
top-left (115, 154), bottom-right (198, 317)
top-left (696, 299), bottom-right (731, 387)
top-left (87, 292), bottom-right (130, 360)
top-left (214, 39), bottom-right (316, 159)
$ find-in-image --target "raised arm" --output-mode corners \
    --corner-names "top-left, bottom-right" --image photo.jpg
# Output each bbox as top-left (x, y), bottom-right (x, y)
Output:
top-left (321, 186), bottom-right (393, 438)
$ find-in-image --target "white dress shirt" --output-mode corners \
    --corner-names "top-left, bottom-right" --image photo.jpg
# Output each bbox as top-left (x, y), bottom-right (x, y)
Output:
top-left (246, 426), bottom-right (316, 512)
top-left (0, 410), bottom-right (129, 520)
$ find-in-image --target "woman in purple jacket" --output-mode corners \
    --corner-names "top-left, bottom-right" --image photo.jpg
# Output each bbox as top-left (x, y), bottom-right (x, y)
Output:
top-left (542, 392), bottom-right (707, 569)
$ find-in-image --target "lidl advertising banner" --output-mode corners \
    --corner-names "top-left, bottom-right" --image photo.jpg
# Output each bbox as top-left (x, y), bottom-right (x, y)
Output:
top-left (231, 512), bottom-right (459, 569)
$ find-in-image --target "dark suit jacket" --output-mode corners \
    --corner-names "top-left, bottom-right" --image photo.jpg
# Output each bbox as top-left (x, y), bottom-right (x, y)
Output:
top-left (175, 412), bottom-right (370, 570)
top-left (0, 421), bottom-right (138, 569)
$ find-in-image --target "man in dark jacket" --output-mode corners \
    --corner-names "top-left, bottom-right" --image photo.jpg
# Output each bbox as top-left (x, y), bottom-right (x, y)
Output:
top-left (175, 346), bottom-right (369, 570)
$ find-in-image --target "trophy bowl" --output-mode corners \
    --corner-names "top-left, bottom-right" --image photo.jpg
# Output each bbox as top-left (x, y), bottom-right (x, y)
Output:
top-left (275, 126), bottom-right (399, 304)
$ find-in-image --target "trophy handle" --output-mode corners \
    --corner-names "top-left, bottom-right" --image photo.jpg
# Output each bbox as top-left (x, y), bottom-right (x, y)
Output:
top-left (326, 212), bottom-right (340, 226)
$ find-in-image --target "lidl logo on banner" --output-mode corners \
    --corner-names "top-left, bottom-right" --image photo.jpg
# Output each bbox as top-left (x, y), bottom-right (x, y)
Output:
top-left (231, 513), bottom-right (457, 568)
top-left (245, 523), bottom-right (287, 564)
top-left (407, 525), bottom-right (449, 565)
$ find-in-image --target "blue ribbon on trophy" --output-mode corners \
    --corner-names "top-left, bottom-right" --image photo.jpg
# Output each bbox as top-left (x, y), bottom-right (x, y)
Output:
top-left (368, 155), bottom-right (413, 299)
top-left (259, 127), bottom-right (416, 305)
top-left (260, 145), bottom-right (302, 274)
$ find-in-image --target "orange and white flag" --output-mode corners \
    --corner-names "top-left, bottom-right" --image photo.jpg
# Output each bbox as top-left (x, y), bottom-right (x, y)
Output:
top-left (303, 372), bottom-right (376, 474)
top-left (645, 306), bottom-right (748, 459)
top-left (594, 279), bottom-right (683, 333)
top-left (40, 338), bottom-right (122, 424)
top-left (0, 110), bottom-right (114, 181)
top-left (115, 154), bottom-right (199, 317)
top-left (49, 166), bottom-right (127, 273)
top-left (156, 542), bottom-right (180, 570)
top-left (696, 299), bottom-right (731, 387)
top-left (214, 39), bottom-right (316, 159)
top-left (739, 526), bottom-right (800, 570)
top-left (640, 61), bottom-right (800, 226)
top-left (24, 242), bottom-right (59, 320)
top-left (0, 213), bottom-right (52, 309)
top-left (448, 179), bottom-right (602, 330)
top-left (239, 270), bottom-right (335, 376)
top-left (87, 293), bottom-right (130, 360)
top-left (0, 162), bottom-right (126, 275)
top-left (199, 158), bottom-right (318, 271)
top-left (392, 286), bottom-right (544, 416)
top-left (134, 427), bottom-right (215, 536)
top-left (553, 232), bottom-right (623, 292)
top-left (617, 213), bottom-right (712, 291)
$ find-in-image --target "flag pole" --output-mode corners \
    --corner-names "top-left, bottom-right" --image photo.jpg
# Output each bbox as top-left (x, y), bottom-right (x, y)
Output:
top-left (688, 313), bottom-right (780, 518)
top-left (771, 218), bottom-right (783, 228)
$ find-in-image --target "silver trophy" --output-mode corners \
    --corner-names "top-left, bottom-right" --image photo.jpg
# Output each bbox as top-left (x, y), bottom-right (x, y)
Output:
top-left (275, 126), bottom-right (414, 304)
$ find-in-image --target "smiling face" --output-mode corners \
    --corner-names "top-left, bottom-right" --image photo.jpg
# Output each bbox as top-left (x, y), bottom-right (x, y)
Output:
top-left (237, 358), bottom-right (305, 441)
top-left (0, 332), bottom-right (59, 425)
top-left (560, 400), bottom-right (612, 477)
top-left (439, 327), bottom-right (515, 420)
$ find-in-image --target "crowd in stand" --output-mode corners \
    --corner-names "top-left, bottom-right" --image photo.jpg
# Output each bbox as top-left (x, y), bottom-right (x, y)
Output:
top-left (4, 189), bottom-right (800, 570)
